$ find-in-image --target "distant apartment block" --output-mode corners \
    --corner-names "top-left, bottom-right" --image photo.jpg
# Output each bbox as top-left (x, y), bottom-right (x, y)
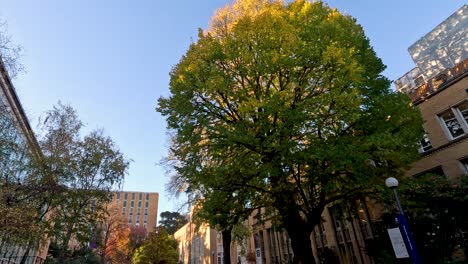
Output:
top-left (110, 191), bottom-right (159, 233)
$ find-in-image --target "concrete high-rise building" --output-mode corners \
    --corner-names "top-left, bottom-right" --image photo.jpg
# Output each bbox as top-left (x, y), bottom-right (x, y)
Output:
top-left (110, 191), bottom-right (159, 233)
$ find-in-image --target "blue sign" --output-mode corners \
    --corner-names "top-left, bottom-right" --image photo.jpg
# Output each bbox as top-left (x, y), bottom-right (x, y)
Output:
top-left (395, 214), bottom-right (421, 264)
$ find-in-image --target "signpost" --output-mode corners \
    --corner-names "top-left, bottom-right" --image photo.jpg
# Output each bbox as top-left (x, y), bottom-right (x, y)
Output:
top-left (385, 177), bottom-right (422, 264)
top-left (387, 227), bottom-right (409, 258)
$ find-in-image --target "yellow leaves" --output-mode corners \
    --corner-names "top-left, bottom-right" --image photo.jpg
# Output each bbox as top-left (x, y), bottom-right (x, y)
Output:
top-left (208, 0), bottom-right (284, 37)
top-left (326, 8), bottom-right (340, 21)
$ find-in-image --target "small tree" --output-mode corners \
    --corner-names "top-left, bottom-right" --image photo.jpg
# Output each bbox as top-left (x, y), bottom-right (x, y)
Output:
top-left (39, 103), bottom-right (130, 262)
top-left (132, 228), bottom-right (178, 264)
top-left (98, 203), bottom-right (129, 263)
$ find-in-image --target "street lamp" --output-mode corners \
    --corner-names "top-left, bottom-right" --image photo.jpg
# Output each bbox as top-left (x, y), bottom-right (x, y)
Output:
top-left (385, 177), bottom-right (404, 215)
top-left (385, 177), bottom-right (421, 264)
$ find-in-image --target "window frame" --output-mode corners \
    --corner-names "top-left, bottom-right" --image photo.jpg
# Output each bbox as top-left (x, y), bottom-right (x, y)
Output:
top-left (459, 156), bottom-right (468, 175)
top-left (438, 100), bottom-right (468, 140)
top-left (418, 129), bottom-right (433, 153)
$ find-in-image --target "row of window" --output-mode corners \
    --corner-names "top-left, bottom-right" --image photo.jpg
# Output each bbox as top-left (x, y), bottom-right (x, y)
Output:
top-left (122, 200), bottom-right (149, 208)
top-left (128, 214), bottom-right (149, 224)
top-left (116, 192), bottom-right (150, 200)
top-left (122, 207), bottom-right (149, 215)
top-left (419, 100), bottom-right (468, 153)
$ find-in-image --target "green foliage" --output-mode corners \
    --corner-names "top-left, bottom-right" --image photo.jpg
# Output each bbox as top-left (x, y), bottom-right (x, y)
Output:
top-left (159, 211), bottom-right (188, 235)
top-left (45, 242), bottom-right (101, 264)
top-left (39, 102), bottom-right (130, 260)
top-left (400, 175), bottom-right (468, 263)
top-left (157, 0), bottom-right (423, 260)
top-left (0, 90), bottom-right (50, 256)
top-left (369, 175), bottom-right (468, 263)
top-left (132, 228), bottom-right (178, 264)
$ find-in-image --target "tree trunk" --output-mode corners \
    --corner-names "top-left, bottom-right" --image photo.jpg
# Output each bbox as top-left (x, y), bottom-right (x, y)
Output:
top-left (222, 229), bottom-right (232, 264)
top-left (275, 192), bottom-right (318, 264)
top-left (286, 223), bottom-right (314, 264)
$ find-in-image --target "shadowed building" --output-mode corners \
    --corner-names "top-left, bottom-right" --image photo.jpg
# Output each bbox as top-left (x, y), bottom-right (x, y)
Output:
top-left (173, 209), bottom-right (223, 264)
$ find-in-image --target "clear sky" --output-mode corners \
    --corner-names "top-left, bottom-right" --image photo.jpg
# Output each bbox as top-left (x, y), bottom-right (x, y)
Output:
top-left (1, 0), bottom-right (464, 218)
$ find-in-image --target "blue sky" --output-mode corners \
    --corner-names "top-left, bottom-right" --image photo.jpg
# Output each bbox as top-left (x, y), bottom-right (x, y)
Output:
top-left (1, 0), bottom-right (464, 217)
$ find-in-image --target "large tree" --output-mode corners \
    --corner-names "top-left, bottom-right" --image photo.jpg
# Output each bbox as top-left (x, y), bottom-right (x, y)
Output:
top-left (157, 0), bottom-right (423, 263)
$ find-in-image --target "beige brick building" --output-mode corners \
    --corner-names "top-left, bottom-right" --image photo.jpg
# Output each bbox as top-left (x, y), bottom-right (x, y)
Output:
top-left (395, 5), bottom-right (468, 180)
top-left (403, 62), bottom-right (468, 179)
top-left (110, 191), bottom-right (159, 233)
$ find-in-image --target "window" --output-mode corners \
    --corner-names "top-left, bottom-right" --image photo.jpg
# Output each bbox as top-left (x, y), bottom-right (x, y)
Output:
top-left (132, 193), bottom-right (135, 200)
top-left (124, 193), bottom-right (128, 200)
top-left (116, 193), bottom-right (120, 200)
top-left (145, 201), bottom-right (149, 208)
top-left (128, 217), bottom-right (132, 224)
top-left (138, 201), bottom-right (142, 208)
top-left (458, 101), bottom-right (468, 124)
top-left (414, 75), bottom-right (425, 87)
top-left (439, 101), bottom-right (468, 139)
top-left (144, 208), bottom-right (148, 215)
top-left (146, 193), bottom-right (149, 200)
top-left (418, 131), bottom-right (433, 153)
top-left (413, 166), bottom-right (445, 178)
top-left (122, 207), bottom-right (126, 215)
top-left (139, 193), bottom-right (142, 200)
top-left (131, 201), bottom-right (134, 207)
top-left (460, 157), bottom-right (468, 175)
top-left (123, 201), bottom-right (127, 207)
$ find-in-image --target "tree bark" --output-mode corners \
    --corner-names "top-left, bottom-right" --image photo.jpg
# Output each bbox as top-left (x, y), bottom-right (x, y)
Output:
top-left (274, 191), bottom-right (318, 264)
top-left (222, 229), bottom-right (232, 264)
top-left (286, 222), bottom-right (314, 264)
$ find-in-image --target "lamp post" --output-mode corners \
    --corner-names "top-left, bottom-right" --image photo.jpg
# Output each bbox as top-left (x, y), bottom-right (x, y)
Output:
top-left (385, 177), bottom-right (404, 215)
top-left (385, 177), bottom-right (421, 264)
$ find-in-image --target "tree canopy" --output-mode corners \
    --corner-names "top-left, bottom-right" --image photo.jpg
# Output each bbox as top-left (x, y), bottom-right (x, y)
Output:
top-left (40, 103), bottom-right (130, 262)
top-left (159, 211), bottom-right (188, 235)
top-left (157, 0), bottom-right (423, 263)
top-left (132, 228), bottom-right (178, 264)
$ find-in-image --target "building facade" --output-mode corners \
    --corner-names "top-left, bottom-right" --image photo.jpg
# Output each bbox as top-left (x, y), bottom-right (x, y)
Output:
top-left (110, 191), bottom-right (159, 233)
top-left (396, 5), bottom-right (468, 180)
top-left (174, 220), bottom-right (222, 264)
top-left (174, 202), bottom-right (378, 264)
